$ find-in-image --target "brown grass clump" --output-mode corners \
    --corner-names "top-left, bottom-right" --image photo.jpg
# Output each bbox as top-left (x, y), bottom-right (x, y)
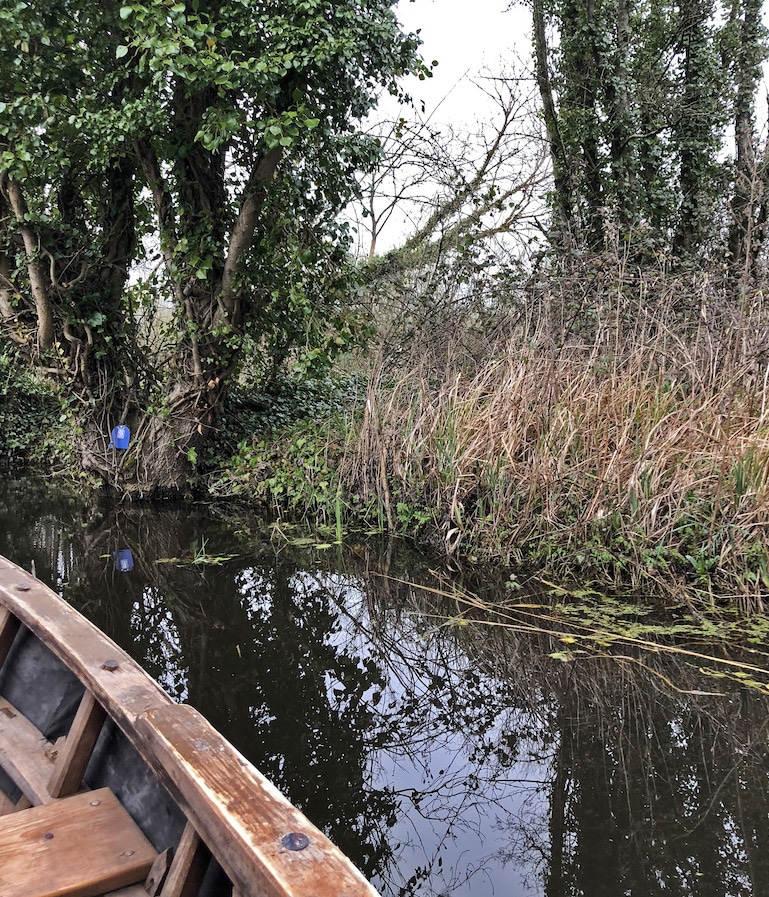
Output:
top-left (346, 265), bottom-right (769, 608)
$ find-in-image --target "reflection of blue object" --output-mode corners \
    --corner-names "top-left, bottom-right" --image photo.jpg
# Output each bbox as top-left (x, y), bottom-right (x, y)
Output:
top-left (113, 549), bottom-right (134, 572)
top-left (109, 425), bottom-right (131, 450)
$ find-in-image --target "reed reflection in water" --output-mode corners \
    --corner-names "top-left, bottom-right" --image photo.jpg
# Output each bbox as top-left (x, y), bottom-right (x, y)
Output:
top-left (1, 477), bottom-right (768, 897)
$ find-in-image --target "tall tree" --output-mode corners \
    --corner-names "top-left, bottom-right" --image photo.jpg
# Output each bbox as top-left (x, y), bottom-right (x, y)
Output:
top-left (726, 0), bottom-right (767, 282)
top-left (672, 0), bottom-right (726, 255)
top-left (529, 0), bottom-right (763, 262)
top-left (0, 0), bottom-right (422, 494)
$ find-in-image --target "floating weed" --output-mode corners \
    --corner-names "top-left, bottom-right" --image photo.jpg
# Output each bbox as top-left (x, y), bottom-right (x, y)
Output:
top-left (699, 668), bottom-right (769, 696)
top-left (385, 573), bottom-right (769, 697)
top-left (156, 537), bottom-right (237, 567)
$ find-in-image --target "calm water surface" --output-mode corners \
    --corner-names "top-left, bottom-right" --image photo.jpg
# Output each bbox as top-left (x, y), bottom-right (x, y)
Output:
top-left (1, 477), bottom-right (768, 897)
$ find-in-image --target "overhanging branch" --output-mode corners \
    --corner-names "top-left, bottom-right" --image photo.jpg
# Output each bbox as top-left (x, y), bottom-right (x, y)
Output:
top-left (219, 146), bottom-right (283, 323)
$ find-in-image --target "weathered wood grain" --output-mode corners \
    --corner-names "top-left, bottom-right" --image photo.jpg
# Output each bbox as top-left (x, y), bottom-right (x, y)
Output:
top-left (0, 789), bottom-right (14, 816)
top-left (159, 821), bottom-right (209, 897)
top-left (48, 689), bottom-right (106, 799)
top-left (0, 607), bottom-right (20, 669)
top-left (137, 703), bottom-right (380, 897)
top-left (0, 787), bottom-right (156, 897)
top-left (102, 888), bottom-right (149, 897)
top-left (0, 558), bottom-right (169, 730)
top-left (0, 697), bottom-right (56, 805)
top-left (145, 847), bottom-right (173, 896)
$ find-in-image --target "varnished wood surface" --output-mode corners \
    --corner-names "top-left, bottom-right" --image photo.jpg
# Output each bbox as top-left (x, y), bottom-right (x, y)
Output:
top-left (0, 555), bottom-right (382, 897)
top-left (0, 787), bottom-right (156, 897)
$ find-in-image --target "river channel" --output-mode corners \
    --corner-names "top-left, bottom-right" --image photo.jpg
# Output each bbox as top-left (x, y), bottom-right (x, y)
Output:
top-left (0, 476), bottom-right (768, 896)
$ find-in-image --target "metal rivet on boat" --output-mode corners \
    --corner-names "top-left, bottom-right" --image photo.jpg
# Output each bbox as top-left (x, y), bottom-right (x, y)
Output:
top-left (43, 832), bottom-right (54, 841)
top-left (121, 850), bottom-right (135, 857)
top-left (15, 584), bottom-right (30, 592)
top-left (281, 832), bottom-right (310, 851)
top-left (102, 659), bottom-right (120, 672)
top-left (90, 800), bottom-right (101, 807)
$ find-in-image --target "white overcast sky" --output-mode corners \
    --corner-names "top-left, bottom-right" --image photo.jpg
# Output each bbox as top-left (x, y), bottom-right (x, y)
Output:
top-left (348, 0), bottom-right (535, 254)
top-left (392, 0), bottom-right (531, 124)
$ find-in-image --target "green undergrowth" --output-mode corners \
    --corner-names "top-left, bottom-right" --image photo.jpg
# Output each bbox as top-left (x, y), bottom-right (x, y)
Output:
top-left (216, 418), bottom-right (349, 523)
top-left (207, 373), bottom-right (365, 530)
top-left (209, 371), bottom-right (366, 458)
top-left (0, 349), bottom-right (75, 472)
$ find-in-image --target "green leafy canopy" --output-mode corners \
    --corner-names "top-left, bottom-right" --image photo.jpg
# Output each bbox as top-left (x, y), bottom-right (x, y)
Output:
top-left (0, 0), bottom-right (425, 490)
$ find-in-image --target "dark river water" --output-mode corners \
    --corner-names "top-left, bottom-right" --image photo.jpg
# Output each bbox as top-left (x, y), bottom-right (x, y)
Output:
top-left (1, 477), bottom-right (768, 896)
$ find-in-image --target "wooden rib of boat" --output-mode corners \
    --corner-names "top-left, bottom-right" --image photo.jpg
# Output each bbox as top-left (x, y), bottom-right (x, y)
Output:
top-left (0, 553), bottom-right (381, 897)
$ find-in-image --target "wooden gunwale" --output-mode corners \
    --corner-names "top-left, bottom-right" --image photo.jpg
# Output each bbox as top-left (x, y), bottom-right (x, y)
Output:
top-left (0, 555), bottom-right (380, 897)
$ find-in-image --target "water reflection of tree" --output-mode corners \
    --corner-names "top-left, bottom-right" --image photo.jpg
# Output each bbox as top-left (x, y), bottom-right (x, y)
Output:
top-left (312, 567), bottom-right (545, 897)
top-left (0, 478), bottom-right (85, 586)
top-left (4, 481), bottom-right (769, 897)
top-left (440, 609), bottom-right (769, 897)
top-left (28, 503), bottom-right (398, 879)
top-left (327, 561), bottom-right (769, 896)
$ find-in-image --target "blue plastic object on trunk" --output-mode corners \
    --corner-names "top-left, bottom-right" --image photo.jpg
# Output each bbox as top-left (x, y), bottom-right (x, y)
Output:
top-left (109, 425), bottom-right (131, 449)
top-left (113, 549), bottom-right (134, 572)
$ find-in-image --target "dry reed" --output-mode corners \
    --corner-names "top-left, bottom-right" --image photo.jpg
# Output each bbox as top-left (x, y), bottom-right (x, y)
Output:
top-left (346, 264), bottom-right (769, 607)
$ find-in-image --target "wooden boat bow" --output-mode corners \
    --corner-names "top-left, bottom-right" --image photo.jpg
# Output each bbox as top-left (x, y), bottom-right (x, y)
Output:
top-left (0, 554), bottom-right (381, 897)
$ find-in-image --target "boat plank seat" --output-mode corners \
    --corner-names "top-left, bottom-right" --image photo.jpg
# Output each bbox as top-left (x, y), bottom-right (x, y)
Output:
top-left (0, 697), bottom-right (57, 806)
top-left (0, 787), bottom-right (157, 897)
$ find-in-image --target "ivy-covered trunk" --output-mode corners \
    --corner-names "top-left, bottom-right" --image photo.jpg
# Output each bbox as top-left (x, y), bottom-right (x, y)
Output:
top-left (0, 0), bottom-right (422, 496)
top-left (728, 0), bottom-right (765, 285)
top-left (673, 0), bottom-right (724, 256)
top-left (79, 386), bottom-right (218, 497)
top-left (528, 0), bottom-right (758, 263)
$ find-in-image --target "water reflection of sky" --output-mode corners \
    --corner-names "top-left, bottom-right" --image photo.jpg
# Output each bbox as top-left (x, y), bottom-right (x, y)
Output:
top-left (300, 572), bottom-right (549, 897)
top-left (130, 586), bottom-right (189, 702)
top-left (111, 558), bottom-right (551, 896)
top-left (3, 480), bottom-right (769, 897)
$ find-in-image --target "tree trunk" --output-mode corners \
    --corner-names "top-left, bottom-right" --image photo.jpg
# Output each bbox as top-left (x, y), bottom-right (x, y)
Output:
top-left (79, 382), bottom-right (225, 498)
top-left (604, 0), bottom-right (634, 234)
top-left (3, 178), bottom-right (55, 352)
top-left (532, 0), bottom-right (575, 249)
top-left (728, 0), bottom-right (764, 288)
top-left (673, 0), bottom-right (720, 256)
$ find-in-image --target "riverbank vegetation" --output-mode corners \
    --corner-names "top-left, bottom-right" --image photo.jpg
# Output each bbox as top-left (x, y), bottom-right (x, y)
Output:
top-left (3, 0), bottom-right (769, 610)
top-left (204, 257), bottom-right (769, 609)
